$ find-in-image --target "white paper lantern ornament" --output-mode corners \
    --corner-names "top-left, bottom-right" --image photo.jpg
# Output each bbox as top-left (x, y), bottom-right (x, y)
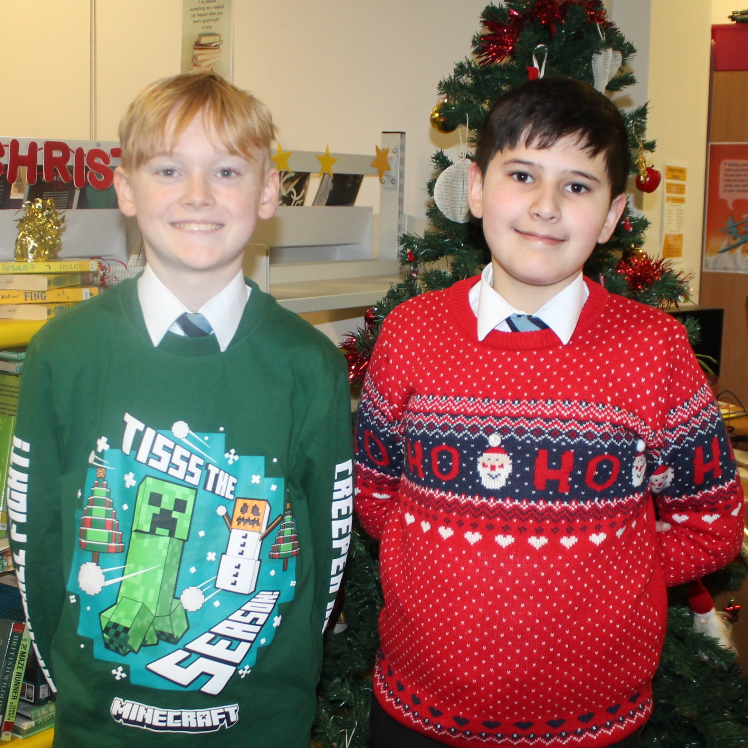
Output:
top-left (433, 118), bottom-right (472, 224)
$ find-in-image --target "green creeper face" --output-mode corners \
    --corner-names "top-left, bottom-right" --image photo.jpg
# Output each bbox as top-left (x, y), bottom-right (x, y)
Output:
top-left (132, 476), bottom-right (196, 540)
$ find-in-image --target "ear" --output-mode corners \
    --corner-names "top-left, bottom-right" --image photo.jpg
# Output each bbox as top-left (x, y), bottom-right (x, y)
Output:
top-left (113, 166), bottom-right (137, 218)
top-left (597, 193), bottom-right (627, 244)
top-left (467, 161), bottom-right (485, 219)
top-left (258, 168), bottom-right (279, 220)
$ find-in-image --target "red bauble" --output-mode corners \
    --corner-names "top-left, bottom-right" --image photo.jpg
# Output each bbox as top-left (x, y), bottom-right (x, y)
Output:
top-left (407, 250), bottom-right (415, 263)
top-left (527, 66), bottom-right (540, 80)
top-left (623, 217), bottom-right (632, 232)
top-left (635, 166), bottom-right (661, 193)
top-left (364, 307), bottom-right (379, 328)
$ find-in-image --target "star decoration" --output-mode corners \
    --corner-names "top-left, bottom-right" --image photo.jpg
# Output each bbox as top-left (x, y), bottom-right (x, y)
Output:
top-left (273, 615), bottom-right (282, 628)
top-left (207, 551), bottom-right (216, 561)
top-left (112, 666), bottom-right (127, 681)
top-left (271, 484), bottom-right (278, 491)
top-left (239, 665), bottom-right (252, 678)
top-left (69, 595), bottom-right (77, 604)
top-left (97, 436), bottom-right (110, 452)
top-left (252, 474), bottom-right (261, 484)
top-left (371, 146), bottom-right (391, 181)
top-left (124, 472), bottom-right (136, 489)
top-left (272, 144), bottom-right (292, 172)
top-left (225, 448), bottom-right (238, 465)
top-left (316, 145), bottom-right (337, 176)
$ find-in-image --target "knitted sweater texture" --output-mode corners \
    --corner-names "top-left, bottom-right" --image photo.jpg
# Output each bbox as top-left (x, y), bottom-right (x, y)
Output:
top-left (8, 278), bottom-right (353, 748)
top-left (355, 276), bottom-right (744, 748)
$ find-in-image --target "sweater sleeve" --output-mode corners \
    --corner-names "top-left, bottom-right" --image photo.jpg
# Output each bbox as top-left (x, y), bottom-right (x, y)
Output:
top-left (298, 348), bottom-right (354, 632)
top-left (354, 317), bottom-right (409, 541)
top-left (652, 328), bottom-right (744, 587)
top-left (7, 341), bottom-right (63, 691)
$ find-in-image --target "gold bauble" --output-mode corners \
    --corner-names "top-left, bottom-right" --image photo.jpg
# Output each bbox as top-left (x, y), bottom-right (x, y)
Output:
top-left (430, 101), bottom-right (457, 134)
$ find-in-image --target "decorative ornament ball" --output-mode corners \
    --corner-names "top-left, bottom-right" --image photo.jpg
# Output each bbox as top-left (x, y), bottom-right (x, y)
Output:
top-left (635, 166), bottom-right (661, 193)
top-left (623, 217), bottom-right (632, 232)
top-left (364, 307), bottom-right (379, 328)
top-left (407, 251), bottom-right (415, 263)
top-left (434, 159), bottom-right (471, 223)
top-left (430, 101), bottom-right (457, 134)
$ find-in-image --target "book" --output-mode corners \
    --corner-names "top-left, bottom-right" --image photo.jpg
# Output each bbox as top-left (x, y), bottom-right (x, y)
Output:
top-left (0, 373), bottom-right (20, 539)
top-left (0, 621), bottom-right (25, 729)
top-left (0, 303), bottom-right (79, 321)
top-left (18, 648), bottom-right (52, 706)
top-left (16, 701), bottom-right (55, 723)
top-left (0, 351), bottom-right (25, 362)
top-left (0, 578), bottom-right (23, 623)
top-left (0, 362), bottom-right (21, 375)
top-left (2, 629), bottom-right (31, 740)
top-left (0, 260), bottom-right (98, 275)
top-left (279, 171), bottom-right (310, 207)
top-left (12, 713), bottom-right (54, 738)
top-left (0, 272), bottom-right (96, 292)
top-left (0, 287), bottom-right (99, 305)
top-left (197, 32), bottom-right (221, 45)
top-left (0, 550), bottom-right (11, 575)
top-left (311, 173), bottom-right (364, 207)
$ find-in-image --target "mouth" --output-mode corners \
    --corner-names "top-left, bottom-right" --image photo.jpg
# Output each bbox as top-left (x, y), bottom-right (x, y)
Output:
top-left (514, 228), bottom-right (564, 244)
top-left (171, 222), bottom-right (224, 232)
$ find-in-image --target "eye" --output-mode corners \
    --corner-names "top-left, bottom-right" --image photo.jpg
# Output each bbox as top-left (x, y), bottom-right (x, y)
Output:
top-left (510, 171), bottom-right (533, 184)
top-left (566, 182), bottom-right (590, 194)
top-left (156, 167), bottom-right (177, 178)
top-left (218, 167), bottom-right (239, 178)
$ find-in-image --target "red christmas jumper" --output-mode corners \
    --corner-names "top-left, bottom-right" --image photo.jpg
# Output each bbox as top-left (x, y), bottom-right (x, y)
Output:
top-left (354, 276), bottom-right (744, 748)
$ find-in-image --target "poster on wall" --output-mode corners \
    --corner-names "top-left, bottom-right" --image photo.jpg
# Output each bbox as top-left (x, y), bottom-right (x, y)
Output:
top-left (661, 163), bottom-right (687, 259)
top-left (181, 0), bottom-right (233, 81)
top-left (703, 142), bottom-right (748, 274)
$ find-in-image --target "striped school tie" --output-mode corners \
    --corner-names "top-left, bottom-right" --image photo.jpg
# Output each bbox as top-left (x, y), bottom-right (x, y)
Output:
top-left (506, 313), bottom-right (549, 332)
top-left (176, 312), bottom-right (213, 337)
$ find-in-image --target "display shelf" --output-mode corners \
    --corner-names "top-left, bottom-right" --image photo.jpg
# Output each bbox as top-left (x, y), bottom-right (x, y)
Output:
top-left (10, 727), bottom-right (53, 745)
top-left (0, 321), bottom-right (45, 350)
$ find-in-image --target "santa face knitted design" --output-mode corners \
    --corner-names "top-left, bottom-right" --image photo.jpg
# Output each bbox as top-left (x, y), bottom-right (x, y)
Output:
top-left (354, 277), bottom-right (744, 748)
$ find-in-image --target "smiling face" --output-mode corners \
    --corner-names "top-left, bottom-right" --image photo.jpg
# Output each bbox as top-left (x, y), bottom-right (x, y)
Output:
top-left (468, 134), bottom-right (626, 313)
top-left (114, 110), bottom-right (279, 307)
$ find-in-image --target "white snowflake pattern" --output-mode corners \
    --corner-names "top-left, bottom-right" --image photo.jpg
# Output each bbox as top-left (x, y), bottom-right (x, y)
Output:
top-left (290, 581), bottom-right (296, 587)
top-left (260, 638), bottom-right (266, 644)
top-left (77, 489), bottom-right (82, 499)
top-left (251, 475), bottom-right (261, 484)
top-left (80, 644), bottom-right (85, 649)
top-left (190, 567), bottom-right (197, 574)
top-left (199, 530), bottom-right (205, 537)
top-left (272, 458), bottom-right (278, 463)
top-left (273, 615), bottom-right (282, 628)
top-left (112, 666), bottom-right (127, 681)
top-left (213, 600), bottom-right (221, 608)
top-left (97, 436), bottom-right (110, 452)
top-left (124, 472), bottom-right (136, 489)
top-left (69, 595), bottom-right (77, 604)
top-left (207, 552), bottom-right (216, 562)
top-left (122, 504), bottom-right (129, 511)
top-left (271, 484), bottom-right (278, 492)
top-left (270, 569), bottom-right (276, 577)
top-left (239, 666), bottom-right (251, 678)
top-left (225, 449), bottom-right (239, 465)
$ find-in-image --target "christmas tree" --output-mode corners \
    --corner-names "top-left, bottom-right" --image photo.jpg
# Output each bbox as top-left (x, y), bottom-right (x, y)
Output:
top-left (268, 503), bottom-right (300, 571)
top-left (321, 2), bottom-right (748, 747)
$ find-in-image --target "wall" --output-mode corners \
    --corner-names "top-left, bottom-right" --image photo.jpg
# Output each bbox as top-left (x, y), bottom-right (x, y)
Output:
top-left (711, 0), bottom-right (739, 25)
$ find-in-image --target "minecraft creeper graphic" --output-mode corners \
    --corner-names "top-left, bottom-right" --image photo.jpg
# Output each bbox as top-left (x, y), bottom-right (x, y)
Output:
top-left (100, 476), bottom-right (196, 655)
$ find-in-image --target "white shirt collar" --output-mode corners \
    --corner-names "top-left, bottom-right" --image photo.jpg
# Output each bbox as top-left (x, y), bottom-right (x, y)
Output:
top-left (468, 264), bottom-right (588, 344)
top-left (137, 265), bottom-right (250, 352)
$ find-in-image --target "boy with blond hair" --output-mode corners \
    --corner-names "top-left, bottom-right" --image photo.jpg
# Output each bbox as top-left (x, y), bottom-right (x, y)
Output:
top-left (355, 77), bottom-right (744, 748)
top-left (9, 72), bottom-right (353, 748)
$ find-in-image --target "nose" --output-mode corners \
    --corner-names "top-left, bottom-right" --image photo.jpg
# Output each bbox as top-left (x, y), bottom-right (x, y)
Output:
top-left (530, 183), bottom-right (560, 221)
top-left (182, 172), bottom-right (214, 208)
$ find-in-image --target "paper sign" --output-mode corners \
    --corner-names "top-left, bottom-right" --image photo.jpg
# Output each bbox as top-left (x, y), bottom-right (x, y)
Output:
top-left (662, 161), bottom-right (687, 258)
top-left (181, 0), bottom-right (233, 80)
top-left (703, 143), bottom-right (748, 274)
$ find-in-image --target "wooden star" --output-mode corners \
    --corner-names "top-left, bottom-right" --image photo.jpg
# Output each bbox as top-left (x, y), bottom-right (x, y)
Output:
top-left (316, 145), bottom-right (337, 176)
top-left (272, 144), bottom-right (292, 172)
top-left (371, 146), bottom-right (391, 181)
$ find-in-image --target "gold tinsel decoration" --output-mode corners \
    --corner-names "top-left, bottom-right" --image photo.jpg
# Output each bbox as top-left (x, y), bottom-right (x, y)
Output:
top-left (14, 198), bottom-right (66, 262)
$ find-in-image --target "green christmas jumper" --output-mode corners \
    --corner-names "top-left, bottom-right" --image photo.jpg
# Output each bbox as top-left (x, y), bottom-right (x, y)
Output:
top-left (7, 278), bottom-right (353, 748)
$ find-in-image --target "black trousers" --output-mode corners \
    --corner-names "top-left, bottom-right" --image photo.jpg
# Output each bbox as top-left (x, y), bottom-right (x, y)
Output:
top-left (371, 698), bottom-right (645, 748)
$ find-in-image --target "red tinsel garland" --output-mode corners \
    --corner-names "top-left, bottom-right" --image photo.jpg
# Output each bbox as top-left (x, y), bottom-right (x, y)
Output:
top-left (477, 0), bottom-right (611, 66)
top-left (340, 336), bottom-right (370, 386)
top-left (615, 253), bottom-right (666, 293)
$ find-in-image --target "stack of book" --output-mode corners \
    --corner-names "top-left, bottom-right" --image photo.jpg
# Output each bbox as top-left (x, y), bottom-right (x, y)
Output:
top-left (191, 32), bottom-right (223, 71)
top-left (0, 371), bottom-right (20, 543)
top-left (0, 618), bottom-right (30, 741)
top-left (0, 259), bottom-right (99, 321)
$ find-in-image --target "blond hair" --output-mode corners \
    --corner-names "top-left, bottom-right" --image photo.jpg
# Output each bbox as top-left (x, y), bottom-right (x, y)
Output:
top-left (118, 71), bottom-right (277, 171)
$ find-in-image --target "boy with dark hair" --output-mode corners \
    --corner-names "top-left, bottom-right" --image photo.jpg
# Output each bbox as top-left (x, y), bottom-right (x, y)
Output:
top-left (9, 72), bottom-right (353, 748)
top-left (355, 77), bottom-right (743, 748)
